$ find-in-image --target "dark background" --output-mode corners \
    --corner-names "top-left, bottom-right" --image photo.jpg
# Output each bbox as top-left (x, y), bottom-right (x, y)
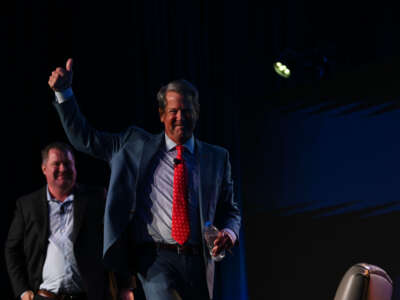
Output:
top-left (4, 0), bottom-right (400, 299)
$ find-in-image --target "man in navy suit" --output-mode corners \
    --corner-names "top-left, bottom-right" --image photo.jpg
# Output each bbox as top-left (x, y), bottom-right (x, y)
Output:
top-left (48, 58), bottom-right (241, 300)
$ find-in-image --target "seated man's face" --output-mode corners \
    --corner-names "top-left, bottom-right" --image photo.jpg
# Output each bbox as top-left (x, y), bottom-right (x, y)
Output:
top-left (160, 91), bottom-right (198, 144)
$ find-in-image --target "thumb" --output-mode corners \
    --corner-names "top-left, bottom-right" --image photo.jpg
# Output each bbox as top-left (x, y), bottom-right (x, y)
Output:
top-left (66, 58), bottom-right (73, 72)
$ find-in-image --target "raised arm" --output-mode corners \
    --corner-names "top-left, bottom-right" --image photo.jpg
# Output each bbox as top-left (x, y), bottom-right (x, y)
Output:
top-left (48, 59), bottom-right (132, 162)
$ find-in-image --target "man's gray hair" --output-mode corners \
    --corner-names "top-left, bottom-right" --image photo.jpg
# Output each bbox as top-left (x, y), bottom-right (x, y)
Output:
top-left (157, 79), bottom-right (200, 117)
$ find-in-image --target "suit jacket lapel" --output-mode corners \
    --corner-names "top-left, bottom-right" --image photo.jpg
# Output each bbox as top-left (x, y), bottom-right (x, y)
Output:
top-left (195, 140), bottom-right (214, 268)
top-left (195, 140), bottom-right (211, 226)
top-left (138, 133), bottom-right (164, 185)
top-left (31, 187), bottom-right (49, 247)
top-left (71, 185), bottom-right (88, 243)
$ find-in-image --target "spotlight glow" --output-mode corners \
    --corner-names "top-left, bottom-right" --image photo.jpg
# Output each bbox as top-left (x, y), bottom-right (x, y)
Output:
top-left (274, 62), bottom-right (291, 78)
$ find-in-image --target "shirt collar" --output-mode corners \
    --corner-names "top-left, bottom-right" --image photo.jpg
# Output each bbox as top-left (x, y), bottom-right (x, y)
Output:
top-left (46, 185), bottom-right (74, 203)
top-left (165, 134), bottom-right (195, 154)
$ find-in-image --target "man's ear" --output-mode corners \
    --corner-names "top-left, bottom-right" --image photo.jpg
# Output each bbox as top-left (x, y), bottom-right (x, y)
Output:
top-left (159, 108), bottom-right (165, 122)
top-left (41, 164), bottom-right (46, 175)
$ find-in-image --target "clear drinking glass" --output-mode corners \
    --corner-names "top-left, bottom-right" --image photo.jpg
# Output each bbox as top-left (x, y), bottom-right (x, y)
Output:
top-left (204, 221), bottom-right (225, 262)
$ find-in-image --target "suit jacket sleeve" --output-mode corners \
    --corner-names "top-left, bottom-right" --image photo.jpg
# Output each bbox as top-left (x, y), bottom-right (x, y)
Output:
top-left (53, 96), bottom-right (135, 162)
top-left (5, 198), bottom-right (31, 297)
top-left (214, 150), bottom-right (241, 241)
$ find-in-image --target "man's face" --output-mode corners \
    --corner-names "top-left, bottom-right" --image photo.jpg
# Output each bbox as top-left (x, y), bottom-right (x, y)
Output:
top-left (160, 91), bottom-right (198, 144)
top-left (41, 148), bottom-right (77, 192)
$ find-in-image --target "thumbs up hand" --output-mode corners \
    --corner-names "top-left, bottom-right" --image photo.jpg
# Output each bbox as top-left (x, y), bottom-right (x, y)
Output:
top-left (48, 58), bottom-right (74, 91)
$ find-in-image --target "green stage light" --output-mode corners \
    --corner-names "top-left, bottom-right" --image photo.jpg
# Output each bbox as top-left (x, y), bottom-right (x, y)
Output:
top-left (274, 61), bottom-right (291, 78)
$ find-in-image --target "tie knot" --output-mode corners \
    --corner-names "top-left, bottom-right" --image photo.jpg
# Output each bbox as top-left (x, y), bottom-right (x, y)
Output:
top-left (176, 145), bottom-right (184, 158)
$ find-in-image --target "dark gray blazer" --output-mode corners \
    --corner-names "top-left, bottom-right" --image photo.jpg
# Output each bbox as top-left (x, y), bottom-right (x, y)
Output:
top-left (4, 184), bottom-right (110, 300)
top-left (54, 97), bottom-right (241, 298)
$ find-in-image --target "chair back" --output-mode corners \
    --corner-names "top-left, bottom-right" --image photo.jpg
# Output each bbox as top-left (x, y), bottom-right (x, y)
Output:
top-left (334, 263), bottom-right (392, 300)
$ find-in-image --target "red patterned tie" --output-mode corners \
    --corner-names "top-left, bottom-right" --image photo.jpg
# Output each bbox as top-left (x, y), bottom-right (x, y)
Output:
top-left (171, 145), bottom-right (190, 245)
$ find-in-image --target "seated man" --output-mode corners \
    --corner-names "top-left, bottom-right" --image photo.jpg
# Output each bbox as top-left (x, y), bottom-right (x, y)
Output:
top-left (5, 142), bottom-right (113, 300)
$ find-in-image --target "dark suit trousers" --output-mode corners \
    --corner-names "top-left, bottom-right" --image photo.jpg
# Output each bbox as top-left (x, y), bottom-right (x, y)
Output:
top-left (135, 247), bottom-right (209, 300)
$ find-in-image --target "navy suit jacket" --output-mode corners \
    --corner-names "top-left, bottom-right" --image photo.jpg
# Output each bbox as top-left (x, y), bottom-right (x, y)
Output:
top-left (54, 97), bottom-right (241, 297)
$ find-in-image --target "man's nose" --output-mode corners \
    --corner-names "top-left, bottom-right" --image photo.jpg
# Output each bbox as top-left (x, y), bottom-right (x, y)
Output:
top-left (177, 110), bottom-right (185, 120)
